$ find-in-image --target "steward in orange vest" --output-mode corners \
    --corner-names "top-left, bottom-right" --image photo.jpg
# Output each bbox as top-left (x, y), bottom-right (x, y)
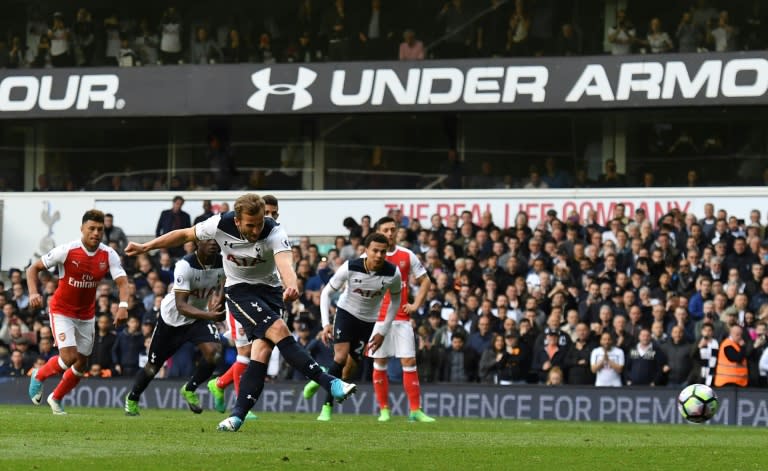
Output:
top-left (714, 325), bottom-right (750, 387)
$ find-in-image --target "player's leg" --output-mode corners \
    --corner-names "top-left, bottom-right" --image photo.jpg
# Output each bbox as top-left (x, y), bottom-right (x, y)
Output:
top-left (29, 314), bottom-right (75, 404)
top-left (317, 341), bottom-right (350, 421)
top-left (369, 320), bottom-right (395, 420)
top-left (394, 322), bottom-right (434, 422)
top-left (47, 318), bottom-right (95, 415)
top-left (125, 319), bottom-right (179, 415)
top-left (180, 321), bottom-right (222, 414)
top-left (372, 358), bottom-right (390, 420)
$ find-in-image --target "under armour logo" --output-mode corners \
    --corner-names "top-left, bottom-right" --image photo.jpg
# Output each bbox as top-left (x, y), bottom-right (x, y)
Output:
top-left (309, 363), bottom-right (316, 370)
top-left (247, 67), bottom-right (317, 111)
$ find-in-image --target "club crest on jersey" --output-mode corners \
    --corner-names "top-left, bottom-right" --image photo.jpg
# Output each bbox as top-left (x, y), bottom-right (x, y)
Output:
top-left (99, 261), bottom-right (107, 271)
top-left (58, 332), bottom-right (66, 342)
top-left (176, 275), bottom-right (184, 284)
top-left (400, 261), bottom-right (406, 268)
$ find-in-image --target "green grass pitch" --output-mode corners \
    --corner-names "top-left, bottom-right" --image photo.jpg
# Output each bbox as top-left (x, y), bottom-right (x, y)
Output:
top-left (3, 405), bottom-right (768, 470)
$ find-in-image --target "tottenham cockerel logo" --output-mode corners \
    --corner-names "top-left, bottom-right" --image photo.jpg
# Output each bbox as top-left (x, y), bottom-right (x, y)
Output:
top-left (247, 67), bottom-right (317, 111)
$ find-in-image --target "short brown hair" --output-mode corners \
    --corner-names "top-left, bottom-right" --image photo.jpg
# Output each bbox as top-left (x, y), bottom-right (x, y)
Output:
top-left (364, 232), bottom-right (389, 247)
top-left (234, 194), bottom-right (265, 218)
top-left (82, 209), bottom-right (105, 224)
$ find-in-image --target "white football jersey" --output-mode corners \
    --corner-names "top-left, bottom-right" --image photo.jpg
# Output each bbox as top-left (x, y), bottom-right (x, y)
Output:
top-left (328, 258), bottom-right (401, 324)
top-left (161, 253), bottom-right (225, 326)
top-left (195, 212), bottom-right (291, 287)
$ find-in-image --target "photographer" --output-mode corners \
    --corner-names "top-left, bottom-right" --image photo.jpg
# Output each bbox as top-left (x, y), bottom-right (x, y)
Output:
top-left (607, 9), bottom-right (636, 55)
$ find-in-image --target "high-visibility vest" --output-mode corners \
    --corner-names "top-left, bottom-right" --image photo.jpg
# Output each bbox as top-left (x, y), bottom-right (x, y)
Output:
top-left (714, 337), bottom-right (748, 387)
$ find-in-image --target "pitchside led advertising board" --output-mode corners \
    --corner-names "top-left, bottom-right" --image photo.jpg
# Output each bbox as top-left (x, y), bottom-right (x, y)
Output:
top-left (0, 379), bottom-right (766, 426)
top-left (0, 51), bottom-right (766, 117)
top-left (1, 188), bottom-right (766, 270)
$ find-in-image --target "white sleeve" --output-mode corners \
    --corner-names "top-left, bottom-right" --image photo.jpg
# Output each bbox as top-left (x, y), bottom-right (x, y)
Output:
top-left (107, 246), bottom-right (127, 279)
top-left (615, 348), bottom-right (625, 367)
top-left (172, 260), bottom-right (194, 292)
top-left (590, 348), bottom-right (600, 367)
top-left (195, 214), bottom-right (220, 241)
top-left (760, 348), bottom-right (768, 376)
top-left (41, 244), bottom-right (70, 269)
top-left (320, 262), bottom-right (348, 328)
top-left (409, 250), bottom-right (428, 279)
top-left (373, 269), bottom-right (402, 337)
top-left (267, 224), bottom-right (292, 254)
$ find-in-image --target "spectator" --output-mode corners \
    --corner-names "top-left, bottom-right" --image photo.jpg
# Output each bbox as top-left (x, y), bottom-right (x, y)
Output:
top-left (118, 36), bottom-right (138, 67)
top-left (7, 350), bottom-right (26, 376)
top-left (254, 33), bottom-right (276, 64)
top-left (555, 23), bottom-right (581, 56)
top-left (190, 27), bottom-right (222, 64)
top-left (707, 10), bottom-right (737, 52)
top-left (193, 200), bottom-right (214, 224)
top-left (479, 333), bottom-right (506, 383)
top-left (73, 8), bottom-right (95, 66)
top-left (532, 328), bottom-right (566, 383)
top-left (468, 315), bottom-right (493, 355)
top-left (439, 148), bottom-right (466, 189)
top-left (103, 12), bottom-right (121, 66)
top-left (590, 331), bottom-right (625, 387)
top-left (688, 276), bottom-right (713, 321)
top-left (155, 195), bottom-right (191, 258)
top-left (112, 316), bottom-right (144, 377)
top-left (8, 36), bottom-right (25, 68)
top-left (357, 0), bottom-right (394, 60)
top-left (102, 213), bottom-right (128, 254)
top-left (48, 13), bottom-right (71, 67)
top-left (522, 167), bottom-right (548, 189)
top-left (607, 9), bottom-right (636, 55)
top-left (89, 314), bottom-right (116, 372)
top-left (476, 0), bottom-right (508, 57)
top-left (160, 6), bottom-right (183, 64)
top-left (438, 331), bottom-right (479, 382)
top-left (676, 11), bottom-right (701, 52)
top-left (31, 34), bottom-right (51, 68)
top-left (135, 18), bottom-right (160, 66)
top-left (222, 28), bottom-right (249, 63)
top-left (437, 0), bottom-right (473, 59)
top-left (323, 0), bottom-right (352, 61)
top-left (597, 159), bottom-right (627, 187)
top-left (645, 18), bottom-right (673, 53)
top-left (505, 1), bottom-right (530, 56)
top-left (564, 322), bottom-right (597, 385)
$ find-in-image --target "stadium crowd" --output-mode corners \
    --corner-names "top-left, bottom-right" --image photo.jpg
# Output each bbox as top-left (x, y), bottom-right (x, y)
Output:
top-left (0, 0), bottom-right (764, 68)
top-left (2, 195), bottom-right (768, 390)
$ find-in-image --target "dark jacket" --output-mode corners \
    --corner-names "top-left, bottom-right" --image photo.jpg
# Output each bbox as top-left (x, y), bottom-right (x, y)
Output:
top-left (624, 342), bottom-right (668, 385)
top-left (112, 330), bottom-right (144, 374)
top-left (660, 340), bottom-right (693, 384)
top-left (89, 331), bottom-right (117, 371)
top-left (438, 346), bottom-right (479, 383)
top-left (563, 340), bottom-right (597, 385)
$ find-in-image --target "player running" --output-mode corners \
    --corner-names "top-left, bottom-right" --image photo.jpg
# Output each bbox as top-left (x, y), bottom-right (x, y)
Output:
top-left (126, 193), bottom-right (356, 432)
top-left (27, 209), bottom-right (130, 415)
top-left (303, 232), bottom-right (401, 421)
top-left (207, 195), bottom-right (279, 420)
top-left (124, 238), bottom-right (226, 416)
top-left (369, 216), bottom-right (435, 422)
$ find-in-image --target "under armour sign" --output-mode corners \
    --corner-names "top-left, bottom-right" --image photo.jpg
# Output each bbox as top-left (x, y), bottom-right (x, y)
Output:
top-left (247, 67), bottom-right (317, 111)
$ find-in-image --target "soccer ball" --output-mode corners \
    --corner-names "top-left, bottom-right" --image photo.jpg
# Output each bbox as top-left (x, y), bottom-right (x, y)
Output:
top-left (677, 384), bottom-right (719, 423)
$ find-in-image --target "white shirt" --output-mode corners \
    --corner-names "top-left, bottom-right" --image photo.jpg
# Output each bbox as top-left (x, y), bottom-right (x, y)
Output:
top-left (161, 22), bottom-right (182, 53)
top-left (161, 253), bottom-right (224, 326)
top-left (608, 26), bottom-right (635, 55)
top-left (195, 212), bottom-right (290, 287)
top-left (321, 258), bottom-right (401, 330)
top-left (591, 346), bottom-right (625, 387)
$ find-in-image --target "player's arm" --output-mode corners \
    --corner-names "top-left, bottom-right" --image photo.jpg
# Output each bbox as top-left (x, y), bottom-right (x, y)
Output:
top-left (275, 251), bottom-right (299, 302)
top-left (26, 259), bottom-right (47, 310)
top-left (113, 275), bottom-right (131, 327)
top-left (404, 273), bottom-right (431, 314)
top-left (319, 262), bottom-right (348, 345)
top-left (125, 227), bottom-right (197, 257)
top-left (369, 270), bottom-right (402, 354)
top-left (175, 290), bottom-right (226, 322)
top-left (403, 252), bottom-right (430, 314)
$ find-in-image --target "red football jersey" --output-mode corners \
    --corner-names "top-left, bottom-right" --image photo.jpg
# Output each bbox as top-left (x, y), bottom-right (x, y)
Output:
top-left (378, 246), bottom-right (427, 322)
top-left (43, 240), bottom-right (126, 320)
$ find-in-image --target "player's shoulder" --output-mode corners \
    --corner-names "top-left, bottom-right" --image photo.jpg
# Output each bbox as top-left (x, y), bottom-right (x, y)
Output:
top-left (260, 217), bottom-right (281, 239)
top-left (214, 212), bottom-right (239, 237)
top-left (390, 245), bottom-right (416, 260)
top-left (380, 260), bottom-right (398, 277)
top-left (348, 257), bottom-right (366, 273)
top-left (179, 253), bottom-right (198, 269)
